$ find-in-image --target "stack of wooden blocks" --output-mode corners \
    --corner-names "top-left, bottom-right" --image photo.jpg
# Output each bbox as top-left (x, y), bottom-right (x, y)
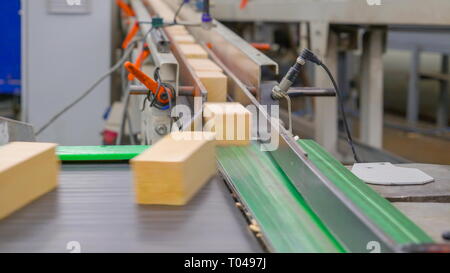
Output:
top-left (166, 27), bottom-right (228, 102)
top-left (152, 0), bottom-right (228, 103)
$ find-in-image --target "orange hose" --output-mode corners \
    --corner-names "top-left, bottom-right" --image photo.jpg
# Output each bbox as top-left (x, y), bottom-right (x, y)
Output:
top-left (116, 0), bottom-right (135, 17)
top-left (122, 22), bottom-right (139, 49)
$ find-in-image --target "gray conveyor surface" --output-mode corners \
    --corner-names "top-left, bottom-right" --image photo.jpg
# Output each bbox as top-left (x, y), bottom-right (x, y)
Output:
top-left (0, 164), bottom-right (262, 253)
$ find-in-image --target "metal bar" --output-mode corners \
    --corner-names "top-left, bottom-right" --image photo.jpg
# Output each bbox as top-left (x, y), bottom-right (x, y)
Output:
top-left (360, 28), bottom-right (385, 148)
top-left (313, 30), bottom-right (338, 155)
top-left (437, 55), bottom-right (449, 128)
top-left (407, 47), bottom-right (420, 125)
top-left (287, 88), bottom-right (335, 97)
top-left (297, 140), bottom-right (433, 247)
top-left (136, 0), bottom-right (210, 133)
top-left (163, 0), bottom-right (279, 103)
top-left (130, 0), bottom-right (179, 90)
top-left (130, 85), bottom-right (195, 96)
top-left (0, 117), bottom-right (35, 145)
top-left (217, 144), bottom-right (345, 253)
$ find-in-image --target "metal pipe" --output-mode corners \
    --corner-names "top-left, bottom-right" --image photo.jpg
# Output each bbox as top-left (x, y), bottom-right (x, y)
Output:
top-left (287, 87), bottom-right (336, 97)
top-left (129, 85), bottom-right (195, 96)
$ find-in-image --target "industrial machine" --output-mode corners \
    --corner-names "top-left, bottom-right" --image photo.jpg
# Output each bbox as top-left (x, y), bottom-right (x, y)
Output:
top-left (0, 0), bottom-right (449, 253)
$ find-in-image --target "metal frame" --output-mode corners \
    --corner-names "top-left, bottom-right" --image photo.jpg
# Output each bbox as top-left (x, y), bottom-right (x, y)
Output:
top-left (163, 0), bottom-right (279, 103)
top-left (388, 29), bottom-right (450, 128)
top-left (130, 0), bottom-right (179, 88)
top-left (129, 0), bottom-right (182, 144)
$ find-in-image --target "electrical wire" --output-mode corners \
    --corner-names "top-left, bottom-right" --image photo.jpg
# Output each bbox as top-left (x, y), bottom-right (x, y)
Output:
top-left (320, 63), bottom-right (361, 163)
top-left (36, 22), bottom-right (155, 138)
top-left (35, 39), bottom-right (139, 136)
top-left (173, 0), bottom-right (187, 24)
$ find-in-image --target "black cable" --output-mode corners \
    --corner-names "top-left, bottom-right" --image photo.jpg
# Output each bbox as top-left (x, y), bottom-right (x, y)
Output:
top-left (320, 63), bottom-right (361, 163)
top-left (36, 23), bottom-right (156, 137)
top-left (35, 39), bottom-right (139, 136)
top-left (173, 1), bottom-right (187, 24)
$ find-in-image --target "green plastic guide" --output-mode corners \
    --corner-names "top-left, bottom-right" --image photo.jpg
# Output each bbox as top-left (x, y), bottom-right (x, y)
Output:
top-left (57, 145), bottom-right (149, 161)
top-left (57, 140), bottom-right (433, 252)
top-left (298, 140), bottom-right (432, 246)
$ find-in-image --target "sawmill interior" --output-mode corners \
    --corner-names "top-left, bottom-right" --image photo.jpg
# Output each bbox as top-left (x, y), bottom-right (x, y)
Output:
top-left (0, 0), bottom-right (449, 255)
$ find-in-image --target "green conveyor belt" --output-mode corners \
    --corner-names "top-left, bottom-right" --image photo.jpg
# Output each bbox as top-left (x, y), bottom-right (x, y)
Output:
top-left (297, 140), bottom-right (433, 246)
top-left (217, 143), bottom-right (345, 253)
top-left (57, 145), bottom-right (149, 161)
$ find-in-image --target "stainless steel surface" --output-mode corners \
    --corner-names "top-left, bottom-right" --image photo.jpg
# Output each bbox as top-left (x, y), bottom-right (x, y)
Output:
top-left (368, 164), bottom-right (450, 243)
top-left (0, 117), bottom-right (35, 145)
top-left (369, 164), bottom-right (450, 203)
top-left (286, 88), bottom-right (336, 97)
top-left (393, 202), bottom-right (450, 243)
top-left (211, 0), bottom-right (450, 26)
top-left (0, 164), bottom-right (262, 253)
top-left (269, 125), bottom-right (397, 253)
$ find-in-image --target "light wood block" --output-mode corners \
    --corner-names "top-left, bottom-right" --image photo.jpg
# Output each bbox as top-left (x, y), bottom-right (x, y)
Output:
top-left (178, 44), bottom-right (208, 59)
top-left (0, 142), bottom-right (59, 220)
top-left (188, 58), bottom-right (223, 73)
top-left (131, 132), bottom-right (217, 206)
top-left (195, 71), bottom-right (228, 102)
top-left (172, 34), bottom-right (196, 44)
top-left (166, 25), bottom-right (189, 36)
top-left (203, 103), bottom-right (252, 146)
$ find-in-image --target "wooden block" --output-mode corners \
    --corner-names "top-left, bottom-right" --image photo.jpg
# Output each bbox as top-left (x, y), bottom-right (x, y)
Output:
top-left (195, 71), bottom-right (228, 102)
top-left (131, 132), bottom-right (217, 205)
top-left (172, 34), bottom-right (196, 44)
top-left (178, 44), bottom-right (208, 59)
top-left (203, 103), bottom-right (252, 146)
top-left (187, 58), bottom-right (223, 73)
top-left (166, 25), bottom-right (189, 35)
top-left (0, 142), bottom-right (59, 220)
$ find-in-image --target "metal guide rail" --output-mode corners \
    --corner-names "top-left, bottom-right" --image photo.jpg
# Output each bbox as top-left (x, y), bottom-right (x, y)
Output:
top-left (130, 0), bottom-right (179, 88)
top-left (162, 0), bottom-right (279, 103)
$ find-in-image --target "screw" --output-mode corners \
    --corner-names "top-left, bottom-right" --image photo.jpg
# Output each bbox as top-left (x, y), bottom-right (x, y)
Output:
top-left (155, 124), bottom-right (168, 136)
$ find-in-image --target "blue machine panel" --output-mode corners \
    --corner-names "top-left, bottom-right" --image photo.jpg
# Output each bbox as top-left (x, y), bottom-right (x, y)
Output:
top-left (0, 0), bottom-right (21, 95)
